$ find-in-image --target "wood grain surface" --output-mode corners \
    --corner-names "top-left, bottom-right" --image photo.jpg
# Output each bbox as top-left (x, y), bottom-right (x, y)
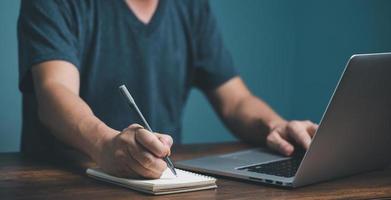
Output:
top-left (1, 142), bottom-right (390, 200)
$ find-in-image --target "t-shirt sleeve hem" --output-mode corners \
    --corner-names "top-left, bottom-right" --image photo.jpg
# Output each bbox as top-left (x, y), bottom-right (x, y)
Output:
top-left (195, 69), bottom-right (239, 92)
top-left (19, 52), bottom-right (80, 93)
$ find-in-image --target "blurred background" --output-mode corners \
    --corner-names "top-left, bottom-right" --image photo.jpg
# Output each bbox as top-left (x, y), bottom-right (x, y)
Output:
top-left (1, 0), bottom-right (391, 152)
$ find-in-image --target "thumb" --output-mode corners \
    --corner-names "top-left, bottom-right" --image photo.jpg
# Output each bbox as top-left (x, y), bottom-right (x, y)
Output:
top-left (156, 133), bottom-right (173, 155)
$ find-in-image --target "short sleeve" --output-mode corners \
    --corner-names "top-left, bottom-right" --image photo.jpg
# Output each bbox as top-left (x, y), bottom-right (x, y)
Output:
top-left (18, 0), bottom-right (80, 92)
top-left (192, 0), bottom-right (238, 91)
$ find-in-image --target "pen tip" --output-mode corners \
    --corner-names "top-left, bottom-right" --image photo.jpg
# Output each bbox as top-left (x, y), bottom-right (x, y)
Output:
top-left (170, 167), bottom-right (177, 176)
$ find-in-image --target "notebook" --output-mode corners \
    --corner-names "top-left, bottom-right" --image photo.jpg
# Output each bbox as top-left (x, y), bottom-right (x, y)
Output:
top-left (86, 167), bottom-right (217, 195)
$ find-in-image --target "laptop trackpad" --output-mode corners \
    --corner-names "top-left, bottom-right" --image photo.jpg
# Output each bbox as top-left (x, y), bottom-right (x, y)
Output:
top-left (218, 148), bottom-right (287, 166)
top-left (176, 148), bottom-right (289, 172)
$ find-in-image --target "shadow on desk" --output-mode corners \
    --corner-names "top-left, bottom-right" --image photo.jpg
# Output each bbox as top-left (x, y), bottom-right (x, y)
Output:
top-left (1, 142), bottom-right (390, 200)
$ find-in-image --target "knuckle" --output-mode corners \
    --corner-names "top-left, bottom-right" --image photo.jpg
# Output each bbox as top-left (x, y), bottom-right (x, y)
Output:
top-left (142, 153), bottom-right (155, 167)
top-left (290, 120), bottom-right (300, 127)
top-left (287, 122), bottom-right (298, 132)
top-left (126, 124), bottom-right (144, 135)
top-left (266, 132), bottom-right (277, 142)
top-left (165, 135), bottom-right (173, 146)
top-left (118, 136), bottom-right (132, 146)
top-left (118, 134), bottom-right (128, 142)
top-left (122, 127), bottom-right (132, 134)
top-left (156, 147), bottom-right (168, 158)
top-left (266, 134), bottom-right (274, 143)
top-left (128, 123), bottom-right (142, 129)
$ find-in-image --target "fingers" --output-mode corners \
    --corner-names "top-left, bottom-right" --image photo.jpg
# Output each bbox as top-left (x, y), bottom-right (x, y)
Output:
top-left (114, 149), bottom-right (166, 179)
top-left (266, 130), bottom-right (294, 156)
top-left (135, 129), bottom-right (171, 158)
top-left (156, 133), bottom-right (173, 148)
top-left (306, 121), bottom-right (319, 137)
top-left (112, 165), bottom-right (138, 179)
top-left (126, 123), bottom-right (144, 130)
top-left (125, 151), bottom-right (166, 179)
top-left (286, 121), bottom-right (313, 150)
top-left (156, 133), bottom-right (173, 156)
top-left (127, 138), bottom-right (167, 175)
top-left (266, 120), bottom-right (319, 156)
top-left (105, 149), bottom-right (138, 178)
top-left (125, 124), bottom-right (173, 156)
top-left (113, 124), bottom-right (170, 178)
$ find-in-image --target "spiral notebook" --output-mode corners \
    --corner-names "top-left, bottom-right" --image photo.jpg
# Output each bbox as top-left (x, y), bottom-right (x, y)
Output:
top-left (86, 168), bottom-right (217, 195)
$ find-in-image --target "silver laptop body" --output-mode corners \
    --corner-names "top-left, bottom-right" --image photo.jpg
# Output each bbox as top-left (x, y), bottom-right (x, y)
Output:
top-left (176, 53), bottom-right (391, 187)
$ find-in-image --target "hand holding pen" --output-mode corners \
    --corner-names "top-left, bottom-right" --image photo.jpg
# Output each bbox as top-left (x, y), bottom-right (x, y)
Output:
top-left (94, 85), bottom-right (175, 179)
top-left (119, 85), bottom-right (177, 176)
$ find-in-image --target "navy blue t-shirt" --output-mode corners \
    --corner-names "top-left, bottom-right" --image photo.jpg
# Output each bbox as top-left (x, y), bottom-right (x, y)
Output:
top-left (18, 0), bottom-right (237, 154)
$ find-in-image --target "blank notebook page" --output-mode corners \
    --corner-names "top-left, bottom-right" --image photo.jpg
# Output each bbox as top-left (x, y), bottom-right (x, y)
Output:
top-left (86, 168), bottom-right (217, 195)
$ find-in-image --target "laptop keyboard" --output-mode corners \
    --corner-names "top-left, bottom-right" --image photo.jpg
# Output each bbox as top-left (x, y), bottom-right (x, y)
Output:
top-left (237, 157), bottom-right (302, 178)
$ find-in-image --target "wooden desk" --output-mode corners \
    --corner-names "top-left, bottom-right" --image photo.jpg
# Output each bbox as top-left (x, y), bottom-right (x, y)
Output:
top-left (1, 142), bottom-right (391, 200)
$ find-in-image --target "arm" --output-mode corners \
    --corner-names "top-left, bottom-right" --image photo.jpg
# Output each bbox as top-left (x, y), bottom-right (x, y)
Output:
top-left (32, 60), bottom-right (109, 160)
top-left (206, 77), bottom-right (318, 156)
top-left (32, 60), bottom-right (172, 178)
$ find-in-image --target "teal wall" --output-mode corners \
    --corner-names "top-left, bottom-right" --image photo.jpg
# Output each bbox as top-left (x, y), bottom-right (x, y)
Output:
top-left (0, 0), bottom-right (22, 152)
top-left (182, 0), bottom-right (391, 143)
top-left (1, 0), bottom-right (391, 152)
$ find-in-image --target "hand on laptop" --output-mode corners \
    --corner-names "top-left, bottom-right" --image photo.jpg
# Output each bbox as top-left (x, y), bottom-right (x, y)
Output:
top-left (266, 120), bottom-right (318, 156)
top-left (95, 124), bottom-right (173, 179)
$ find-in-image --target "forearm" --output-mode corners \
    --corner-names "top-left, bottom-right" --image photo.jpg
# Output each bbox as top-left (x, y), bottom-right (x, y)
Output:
top-left (223, 94), bottom-right (286, 145)
top-left (209, 77), bottom-right (317, 154)
top-left (35, 82), bottom-right (117, 160)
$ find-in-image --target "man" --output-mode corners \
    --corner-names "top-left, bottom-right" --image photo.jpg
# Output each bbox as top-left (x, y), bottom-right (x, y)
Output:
top-left (18, 0), bottom-right (318, 179)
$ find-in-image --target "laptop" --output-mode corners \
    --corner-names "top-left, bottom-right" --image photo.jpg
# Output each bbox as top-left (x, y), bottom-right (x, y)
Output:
top-left (176, 53), bottom-right (391, 187)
